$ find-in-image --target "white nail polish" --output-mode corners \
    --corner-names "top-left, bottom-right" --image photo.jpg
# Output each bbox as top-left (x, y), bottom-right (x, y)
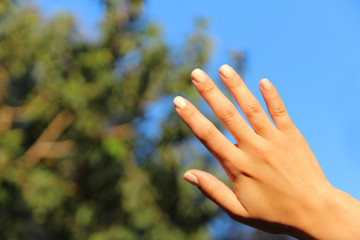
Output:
top-left (191, 68), bottom-right (206, 83)
top-left (260, 78), bottom-right (271, 91)
top-left (183, 172), bottom-right (199, 186)
top-left (173, 96), bottom-right (186, 109)
top-left (219, 64), bottom-right (234, 79)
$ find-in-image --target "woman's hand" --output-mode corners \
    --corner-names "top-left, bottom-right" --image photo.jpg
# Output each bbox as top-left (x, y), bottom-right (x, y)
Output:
top-left (174, 65), bottom-right (360, 239)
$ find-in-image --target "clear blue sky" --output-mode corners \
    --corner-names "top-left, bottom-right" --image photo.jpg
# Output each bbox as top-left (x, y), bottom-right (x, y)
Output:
top-left (33, 0), bottom-right (360, 200)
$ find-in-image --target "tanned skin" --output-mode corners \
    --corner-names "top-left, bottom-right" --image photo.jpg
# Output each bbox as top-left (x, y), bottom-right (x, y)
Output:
top-left (174, 65), bottom-right (360, 240)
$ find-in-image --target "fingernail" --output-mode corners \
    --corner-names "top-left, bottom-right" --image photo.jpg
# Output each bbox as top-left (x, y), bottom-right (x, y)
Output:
top-left (173, 96), bottom-right (187, 109)
top-left (183, 172), bottom-right (199, 186)
top-left (219, 64), bottom-right (234, 79)
top-left (260, 78), bottom-right (271, 91)
top-left (191, 68), bottom-right (206, 83)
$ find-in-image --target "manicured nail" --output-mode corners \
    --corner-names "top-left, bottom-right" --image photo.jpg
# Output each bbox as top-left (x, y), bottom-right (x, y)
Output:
top-left (191, 68), bottom-right (206, 83)
top-left (173, 96), bottom-right (187, 109)
top-left (183, 172), bottom-right (199, 186)
top-left (260, 78), bottom-right (271, 91)
top-left (219, 64), bottom-right (234, 79)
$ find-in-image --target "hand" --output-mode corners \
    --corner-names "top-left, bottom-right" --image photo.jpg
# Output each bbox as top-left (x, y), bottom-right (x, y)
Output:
top-left (173, 65), bottom-right (358, 239)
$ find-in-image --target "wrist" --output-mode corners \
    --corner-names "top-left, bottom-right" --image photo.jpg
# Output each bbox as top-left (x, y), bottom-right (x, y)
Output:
top-left (297, 186), bottom-right (360, 240)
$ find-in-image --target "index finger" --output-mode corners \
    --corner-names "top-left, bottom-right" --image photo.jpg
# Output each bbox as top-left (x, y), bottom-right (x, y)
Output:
top-left (174, 96), bottom-right (243, 177)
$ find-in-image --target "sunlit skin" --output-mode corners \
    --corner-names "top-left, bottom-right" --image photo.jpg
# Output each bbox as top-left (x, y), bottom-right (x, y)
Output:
top-left (174, 65), bottom-right (360, 239)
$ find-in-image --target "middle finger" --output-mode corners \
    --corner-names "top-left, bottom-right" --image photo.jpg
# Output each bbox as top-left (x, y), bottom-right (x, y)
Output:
top-left (191, 68), bottom-right (256, 144)
top-left (219, 64), bottom-right (275, 137)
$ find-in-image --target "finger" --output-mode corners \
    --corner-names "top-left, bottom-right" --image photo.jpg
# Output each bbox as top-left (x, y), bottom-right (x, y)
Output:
top-left (219, 65), bottom-right (275, 137)
top-left (183, 169), bottom-right (248, 218)
top-left (190, 68), bottom-right (256, 144)
top-left (259, 79), bottom-right (294, 131)
top-left (174, 96), bottom-right (242, 173)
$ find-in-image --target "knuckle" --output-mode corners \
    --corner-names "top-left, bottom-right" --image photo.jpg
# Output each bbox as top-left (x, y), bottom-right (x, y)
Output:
top-left (249, 138), bottom-right (270, 157)
top-left (199, 81), bottom-right (216, 95)
top-left (252, 143), bottom-right (266, 155)
top-left (245, 103), bottom-right (261, 117)
top-left (227, 77), bottom-right (243, 88)
top-left (271, 104), bottom-right (287, 117)
top-left (219, 106), bottom-right (236, 123)
top-left (183, 107), bottom-right (196, 119)
top-left (198, 125), bottom-right (217, 143)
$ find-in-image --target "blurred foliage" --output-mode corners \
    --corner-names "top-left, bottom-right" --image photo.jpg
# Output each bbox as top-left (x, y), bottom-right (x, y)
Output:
top-left (0, 0), bottom-right (218, 239)
top-left (0, 0), bottom-right (290, 239)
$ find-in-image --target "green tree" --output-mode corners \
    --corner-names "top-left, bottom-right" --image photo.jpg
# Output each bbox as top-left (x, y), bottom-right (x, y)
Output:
top-left (0, 0), bottom-right (222, 239)
top-left (0, 1), bottom-right (292, 239)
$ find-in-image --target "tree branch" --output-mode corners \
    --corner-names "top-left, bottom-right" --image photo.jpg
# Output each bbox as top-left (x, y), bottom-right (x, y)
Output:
top-left (20, 109), bottom-right (74, 167)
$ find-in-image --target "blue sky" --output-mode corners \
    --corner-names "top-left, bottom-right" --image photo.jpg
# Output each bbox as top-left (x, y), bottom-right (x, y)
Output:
top-left (33, 0), bottom-right (360, 200)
